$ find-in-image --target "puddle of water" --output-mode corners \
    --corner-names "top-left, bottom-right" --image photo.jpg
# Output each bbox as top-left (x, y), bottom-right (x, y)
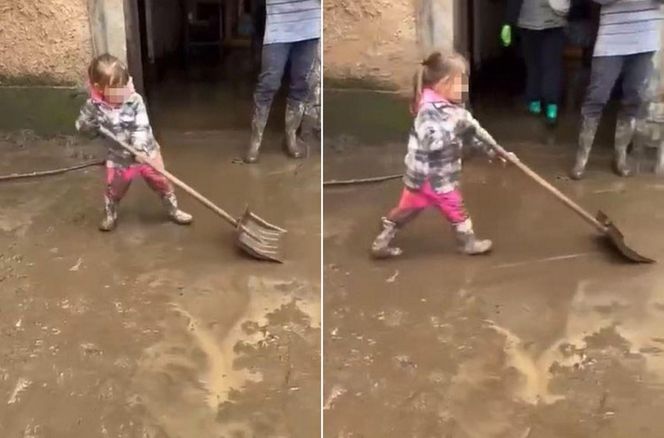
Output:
top-left (0, 187), bottom-right (68, 236)
top-left (132, 274), bottom-right (317, 436)
top-left (488, 322), bottom-right (569, 405)
top-left (573, 277), bottom-right (664, 385)
top-left (485, 274), bottom-right (664, 407)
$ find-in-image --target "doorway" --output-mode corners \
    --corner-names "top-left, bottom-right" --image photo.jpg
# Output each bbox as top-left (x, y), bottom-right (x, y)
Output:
top-left (124, 0), bottom-right (266, 131)
top-left (459, 0), bottom-right (593, 114)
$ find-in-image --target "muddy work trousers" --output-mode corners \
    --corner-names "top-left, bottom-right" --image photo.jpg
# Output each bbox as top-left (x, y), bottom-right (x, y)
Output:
top-left (387, 182), bottom-right (469, 227)
top-left (520, 27), bottom-right (566, 106)
top-left (582, 52), bottom-right (655, 119)
top-left (253, 38), bottom-right (319, 108)
top-left (105, 163), bottom-right (173, 203)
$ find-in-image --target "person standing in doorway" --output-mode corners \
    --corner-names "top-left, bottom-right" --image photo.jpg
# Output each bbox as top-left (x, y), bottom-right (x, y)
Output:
top-left (502, 0), bottom-right (568, 125)
top-left (244, 0), bottom-right (321, 163)
top-left (570, 0), bottom-right (663, 180)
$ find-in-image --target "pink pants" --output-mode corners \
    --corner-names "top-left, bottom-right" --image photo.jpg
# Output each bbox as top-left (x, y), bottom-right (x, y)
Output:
top-left (389, 182), bottom-right (468, 225)
top-left (105, 164), bottom-right (172, 202)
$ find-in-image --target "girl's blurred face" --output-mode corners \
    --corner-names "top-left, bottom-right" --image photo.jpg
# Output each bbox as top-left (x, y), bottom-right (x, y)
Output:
top-left (103, 85), bottom-right (131, 105)
top-left (93, 83), bottom-right (131, 106)
top-left (434, 72), bottom-right (469, 103)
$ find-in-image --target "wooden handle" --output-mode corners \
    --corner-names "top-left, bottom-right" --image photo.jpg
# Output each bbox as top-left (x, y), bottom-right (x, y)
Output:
top-left (153, 167), bottom-right (238, 226)
top-left (98, 127), bottom-right (238, 227)
top-left (470, 121), bottom-right (608, 233)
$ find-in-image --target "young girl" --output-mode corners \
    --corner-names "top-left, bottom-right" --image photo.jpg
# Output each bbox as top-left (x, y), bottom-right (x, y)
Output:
top-left (372, 51), bottom-right (507, 258)
top-left (75, 53), bottom-right (193, 231)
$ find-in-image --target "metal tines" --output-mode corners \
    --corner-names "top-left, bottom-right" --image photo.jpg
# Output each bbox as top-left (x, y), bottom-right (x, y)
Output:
top-left (235, 208), bottom-right (287, 263)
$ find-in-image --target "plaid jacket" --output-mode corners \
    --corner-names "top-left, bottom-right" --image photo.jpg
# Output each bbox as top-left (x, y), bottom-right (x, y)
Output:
top-left (75, 93), bottom-right (158, 167)
top-left (404, 101), bottom-right (494, 193)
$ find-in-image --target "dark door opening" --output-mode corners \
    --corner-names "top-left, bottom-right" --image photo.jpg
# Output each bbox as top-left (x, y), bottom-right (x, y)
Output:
top-left (465, 0), bottom-right (595, 115)
top-left (465, 0), bottom-right (527, 107)
top-left (130, 0), bottom-right (266, 131)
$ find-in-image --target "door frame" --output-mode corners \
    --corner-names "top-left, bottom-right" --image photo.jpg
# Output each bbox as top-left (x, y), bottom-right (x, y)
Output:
top-left (123, 0), bottom-right (146, 98)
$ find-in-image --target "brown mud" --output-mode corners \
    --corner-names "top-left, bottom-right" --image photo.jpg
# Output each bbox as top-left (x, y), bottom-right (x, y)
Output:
top-left (0, 92), bottom-right (320, 438)
top-left (324, 90), bottom-right (664, 437)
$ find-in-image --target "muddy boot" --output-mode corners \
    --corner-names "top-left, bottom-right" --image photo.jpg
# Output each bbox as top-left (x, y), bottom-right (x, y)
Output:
top-left (613, 116), bottom-right (635, 177)
top-left (162, 193), bottom-right (193, 225)
top-left (570, 117), bottom-right (599, 180)
top-left (285, 101), bottom-right (306, 159)
top-left (99, 197), bottom-right (118, 232)
top-left (656, 143), bottom-right (664, 176)
top-left (371, 217), bottom-right (403, 258)
top-left (244, 104), bottom-right (270, 164)
top-left (454, 219), bottom-right (492, 255)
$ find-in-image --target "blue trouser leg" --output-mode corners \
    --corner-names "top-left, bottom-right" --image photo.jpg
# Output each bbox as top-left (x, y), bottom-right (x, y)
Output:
top-left (253, 42), bottom-right (292, 109)
top-left (540, 28), bottom-right (565, 106)
top-left (286, 38), bottom-right (319, 105)
top-left (582, 56), bottom-right (624, 119)
top-left (246, 43), bottom-right (291, 162)
top-left (520, 28), bottom-right (565, 106)
top-left (581, 53), bottom-right (654, 120)
top-left (520, 29), bottom-right (543, 104)
top-left (620, 52), bottom-right (655, 119)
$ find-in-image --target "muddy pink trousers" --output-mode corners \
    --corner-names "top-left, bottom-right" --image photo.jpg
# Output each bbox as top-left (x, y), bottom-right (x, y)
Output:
top-left (105, 164), bottom-right (173, 202)
top-left (388, 182), bottom-right (468, 225)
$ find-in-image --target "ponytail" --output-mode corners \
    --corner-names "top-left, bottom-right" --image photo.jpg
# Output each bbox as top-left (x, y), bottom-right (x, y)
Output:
top-left (411, 63), bottom-right (425, 115)
top-left (410, 50), bottom-right (468, 115)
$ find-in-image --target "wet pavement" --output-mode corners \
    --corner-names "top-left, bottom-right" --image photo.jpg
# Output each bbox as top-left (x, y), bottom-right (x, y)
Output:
top-left (324, 90), bottom-right (664, 437)
top-left (0, 111), bottom-right (320, 436)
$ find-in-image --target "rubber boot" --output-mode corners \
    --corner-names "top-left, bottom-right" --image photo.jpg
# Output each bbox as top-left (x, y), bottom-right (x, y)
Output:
top-left (371, 217), bottom-right (403, 258)
top-left (285, 101), bottom-right (306, 159)
top-left (244, 104), bottom-right (270, 164)
top-left (528, 101), bottom-right (542, 115)
top-left (570, 117), bottom-right (600, 180)
top-left (545, 104), bottom-right (558, 126)
top-left (163, 193), bottom-right (193, 225)
top-left (99, 197), bottom-right (118, 232)
top-left (613, 116), bottom-right (635, 177)
top-left (453, 219), bottom-right (492, 255)
top-left (656, 145), bottom-right (664, 176)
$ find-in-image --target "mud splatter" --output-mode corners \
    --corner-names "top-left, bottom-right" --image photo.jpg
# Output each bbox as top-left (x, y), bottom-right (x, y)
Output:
top-left (324, 91), bottom-right (664, 436)
top-left (0, 126), bottom-right (320, 437)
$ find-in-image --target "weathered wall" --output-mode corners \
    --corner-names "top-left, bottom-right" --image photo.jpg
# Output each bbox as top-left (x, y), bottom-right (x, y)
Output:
top-left (88, 0), bottom-right (128, 65)
top-left (0, 0), bottom-right (92, 85)
top-left (324, 0), bottom-right (456, 89)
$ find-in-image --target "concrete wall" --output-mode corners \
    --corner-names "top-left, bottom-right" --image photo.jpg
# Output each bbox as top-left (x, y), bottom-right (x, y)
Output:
top-left (0, 0), bottom-right (93, 85)
top-left (416, 0), bottom-right (456, 55)
top-left (88, 0), bottom-right (129, 66)
top-left (0, 0), bottom-right (130, 133)
top-left (324, 0), bottom-right (456, 90)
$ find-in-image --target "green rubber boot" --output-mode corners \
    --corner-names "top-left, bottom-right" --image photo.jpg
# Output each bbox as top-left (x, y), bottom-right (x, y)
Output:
top-left (546, 104), bottom-right (558, 126)
top-left (528, 101), bottom-right (542, 115)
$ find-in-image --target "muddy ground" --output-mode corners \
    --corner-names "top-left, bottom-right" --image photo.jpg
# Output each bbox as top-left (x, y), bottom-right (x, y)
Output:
top-left (0, 102), bottom-right (320, 437)
top-left (324, 90), bottom-right (664, 437)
